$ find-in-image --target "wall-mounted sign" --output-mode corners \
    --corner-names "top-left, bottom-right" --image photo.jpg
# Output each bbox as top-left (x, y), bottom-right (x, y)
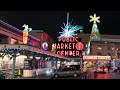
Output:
top-left (83, 55), bottom-right (111, 60)
top-left (22, 24), bottom-right (32, 44)
top-left (53, 37), bottom-right (84, 58)
top-left (92, 38), bottom-right (120, 43)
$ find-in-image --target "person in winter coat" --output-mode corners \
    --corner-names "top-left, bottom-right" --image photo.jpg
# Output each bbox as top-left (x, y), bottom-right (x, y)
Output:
top-left (93, 62), bottom-right (98, 78)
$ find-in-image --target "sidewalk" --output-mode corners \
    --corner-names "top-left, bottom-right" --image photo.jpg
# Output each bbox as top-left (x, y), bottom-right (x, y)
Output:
top-left (15, 75), bottom-right (52, 79)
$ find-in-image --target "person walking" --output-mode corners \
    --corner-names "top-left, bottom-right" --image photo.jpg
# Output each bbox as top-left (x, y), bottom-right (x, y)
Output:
top-left (93, 62), bottom-right (98, 78)
top-left (82, 62), bottom-right (89, 79)
top-left (107, 62), bottom-right (111, 73)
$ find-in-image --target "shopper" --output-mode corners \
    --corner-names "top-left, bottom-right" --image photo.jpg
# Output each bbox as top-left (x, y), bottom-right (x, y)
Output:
top-left (93, 62), bottom-right (98, 78)
top-left (107, 62), bottom-right (111, 73)
top-left (82, 62), bottom-right (89, 79)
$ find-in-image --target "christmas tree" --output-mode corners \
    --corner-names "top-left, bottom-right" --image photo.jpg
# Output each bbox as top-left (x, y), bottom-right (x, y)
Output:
top-left (90, 13), bottom-right (100, 40)
top-left (86, 13), bottom-right (100, 55)
top-left (90, 23), bottom-right (100, 40)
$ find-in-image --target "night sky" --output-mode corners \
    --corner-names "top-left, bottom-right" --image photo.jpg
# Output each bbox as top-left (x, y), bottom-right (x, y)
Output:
top-left (0, 11), bottom-right (120, 39)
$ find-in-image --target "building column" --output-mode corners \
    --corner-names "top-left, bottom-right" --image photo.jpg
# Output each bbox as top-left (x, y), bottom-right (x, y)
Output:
top-left (12, 50), bottom-right (17, 79)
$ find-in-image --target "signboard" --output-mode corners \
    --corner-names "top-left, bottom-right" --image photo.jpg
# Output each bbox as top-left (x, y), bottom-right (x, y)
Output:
top-left (24, 59), bottom-right (33, 70)
top-left (83, 55), bottom-right (111, 60)
top-left (42, 42), bottom-right (48, 51)
top-left (92, 38), bottom-right (120, 43)
top-left (53, 37), bottom-right (84, 58)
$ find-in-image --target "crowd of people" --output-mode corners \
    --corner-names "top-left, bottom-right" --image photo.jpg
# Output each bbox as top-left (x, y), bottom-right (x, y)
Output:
top-left (15, 61), bottom-right (111, 79)
top-left (80, 61), bottom-right (111, 79)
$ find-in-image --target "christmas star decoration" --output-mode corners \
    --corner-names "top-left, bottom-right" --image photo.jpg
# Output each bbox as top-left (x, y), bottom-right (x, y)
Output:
top-left (89, 13), bottom-right (100, 23)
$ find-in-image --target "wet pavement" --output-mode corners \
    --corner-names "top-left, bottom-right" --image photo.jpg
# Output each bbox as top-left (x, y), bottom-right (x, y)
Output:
top-left (49, 70), bottom-right (120, 79)
top-left (14, 70), bottom-right (120, 79)
top-left (96, 72), bottom-right (120, 79)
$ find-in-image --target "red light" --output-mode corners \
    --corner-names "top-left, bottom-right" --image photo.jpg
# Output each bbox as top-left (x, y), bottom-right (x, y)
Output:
top-left (98, 69), bottom-right (101, 71)
top-left (104, 68), bottom-right (107, 71)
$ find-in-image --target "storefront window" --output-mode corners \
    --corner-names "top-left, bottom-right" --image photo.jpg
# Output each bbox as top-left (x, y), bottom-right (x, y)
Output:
top-left (0, 55), bottom-right (27, 70)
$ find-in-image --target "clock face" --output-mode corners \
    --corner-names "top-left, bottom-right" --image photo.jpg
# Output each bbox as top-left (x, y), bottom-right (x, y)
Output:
top-left (42, 42), bottom-right (48, 50)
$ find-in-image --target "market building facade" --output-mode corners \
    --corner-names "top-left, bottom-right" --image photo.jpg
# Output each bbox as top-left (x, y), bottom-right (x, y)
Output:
top-left (0, 20), bottom-right (68, 78)
top-left (77, 33), bottom-right (120, 59)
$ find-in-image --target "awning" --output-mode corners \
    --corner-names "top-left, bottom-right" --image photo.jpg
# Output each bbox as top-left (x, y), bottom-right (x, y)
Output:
top-left (0, 44), bottom-right (68, 60)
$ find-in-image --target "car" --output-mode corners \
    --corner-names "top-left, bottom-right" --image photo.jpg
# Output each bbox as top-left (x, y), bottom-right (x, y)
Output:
top-left (52, 67), bottom-right (81, 78)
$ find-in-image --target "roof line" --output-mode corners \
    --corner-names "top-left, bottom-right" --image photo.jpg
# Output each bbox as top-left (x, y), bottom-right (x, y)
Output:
top-left (0, 20), bottom-right (40, 41)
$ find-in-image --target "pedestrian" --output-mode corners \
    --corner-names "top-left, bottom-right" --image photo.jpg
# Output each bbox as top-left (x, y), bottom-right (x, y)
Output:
top-left (93, 62), bottom-right (98, 78)
top-left (107, 63), bottom-right (111, 73)
top-left (102, 63), bottom-right (105, 72)
top-left (82, 62), bottom-right (89, 79)
top-left (35, 69), bottom-right (39, 78)
top-left (17, 69), bottom-right (22, 78)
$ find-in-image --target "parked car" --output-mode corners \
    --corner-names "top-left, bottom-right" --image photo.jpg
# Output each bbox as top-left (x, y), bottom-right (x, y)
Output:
top-left (52, 67), bottom-right (81, 78)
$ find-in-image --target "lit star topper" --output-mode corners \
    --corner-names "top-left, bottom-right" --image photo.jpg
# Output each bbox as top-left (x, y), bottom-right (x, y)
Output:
top-left (89, 13), bottom-right (100, 23)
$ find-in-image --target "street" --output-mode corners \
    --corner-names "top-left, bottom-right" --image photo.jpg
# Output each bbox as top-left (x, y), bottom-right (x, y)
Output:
top-left (14, 71), bottom-right (120, 79)
top-left (48, 71), bottom-right (120, 79)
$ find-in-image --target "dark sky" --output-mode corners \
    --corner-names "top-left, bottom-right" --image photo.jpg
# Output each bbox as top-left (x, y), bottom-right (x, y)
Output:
top-left (0, 11), bottom-right (120, 38)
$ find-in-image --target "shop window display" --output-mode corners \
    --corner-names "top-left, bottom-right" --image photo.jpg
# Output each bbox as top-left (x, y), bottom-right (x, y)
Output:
top-left (0, 55), bottom-right (27, 70)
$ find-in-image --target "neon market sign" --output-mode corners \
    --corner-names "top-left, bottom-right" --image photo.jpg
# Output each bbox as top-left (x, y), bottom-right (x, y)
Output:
top-left (53, 37), bottom-right (84, 57)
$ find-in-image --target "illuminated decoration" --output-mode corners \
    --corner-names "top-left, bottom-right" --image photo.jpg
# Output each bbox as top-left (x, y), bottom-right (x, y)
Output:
top-left (54, 37), bottom-right (83, 58)
top-left (0, 20), bottom-right (39, 43)
top-left (86, 13), bottom-right (101, 55)
top-left (86, 41), bottom-right (91, 55)
top-left (75, 42), bottom-right (84, 50)
top-left (51, 43), bottom-right (56, 53)
top-left (90, 13), bottom-right (100, 40)
top-left (42, 42), bottom-right (48, 51)
top-left (89, 13), bottom-right (100, 24)
top-left (27, 36), bottom-right (32, 45)
top-left (22, 24), bottom-right (32, 44)
top-left (22, 24), bottom-right (32, 32)
top-left (83, 55), bottom-right (111, 60)
top-left (59, 13), bottom-right (83, 38)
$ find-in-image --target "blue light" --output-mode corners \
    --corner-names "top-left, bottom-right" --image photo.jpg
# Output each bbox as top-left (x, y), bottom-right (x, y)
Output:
top-left (22, 24), bottom-right (32, 32)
